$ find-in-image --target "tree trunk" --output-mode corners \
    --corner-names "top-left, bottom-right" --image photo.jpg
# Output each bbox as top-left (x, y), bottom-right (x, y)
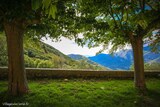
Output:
top-left (131, 36), bottom-right (146, 91)
top-left (3, 21), bottom-right (29, 96)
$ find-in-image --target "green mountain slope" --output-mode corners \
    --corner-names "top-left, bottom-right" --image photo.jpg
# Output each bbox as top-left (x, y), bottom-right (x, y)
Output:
top-left (0, 33), bottom-right (107, 70)
top-left (68, 54), bottom-right (110, 69)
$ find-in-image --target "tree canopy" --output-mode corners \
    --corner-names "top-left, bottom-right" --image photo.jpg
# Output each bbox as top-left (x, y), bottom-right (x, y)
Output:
top-left (0, 0), bottom-right (78, 40)
top-left (72, 0), bottom-right (160, 53)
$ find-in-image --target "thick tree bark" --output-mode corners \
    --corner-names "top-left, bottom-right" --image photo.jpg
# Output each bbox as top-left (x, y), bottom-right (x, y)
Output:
top-left (3, 21), bottom-right (29, 96)
top-left (131, 36), bottom-right (146, 91)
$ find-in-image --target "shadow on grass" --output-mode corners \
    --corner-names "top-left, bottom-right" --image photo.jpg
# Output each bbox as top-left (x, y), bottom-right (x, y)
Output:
top-left (0, 79), bottom-right (160, 107)
top-left (135, 90), bottom-right (160, 107)
top-left (0, 90), bottom-right (29, 107)
top-left (0, 89), bottom-right (159, 107)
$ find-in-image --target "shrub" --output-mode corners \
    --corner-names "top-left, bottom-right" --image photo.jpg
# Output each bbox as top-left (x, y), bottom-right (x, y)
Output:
top-left (37, 60), bottom-right (54, 68)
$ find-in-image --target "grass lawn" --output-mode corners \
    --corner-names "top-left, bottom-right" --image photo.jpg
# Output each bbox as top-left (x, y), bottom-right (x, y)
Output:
top-left (0, 78), bottom-right (160, 107)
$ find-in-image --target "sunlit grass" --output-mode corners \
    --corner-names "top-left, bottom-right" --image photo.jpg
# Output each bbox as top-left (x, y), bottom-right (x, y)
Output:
top-left (0, 78), bottom-right (160, 107)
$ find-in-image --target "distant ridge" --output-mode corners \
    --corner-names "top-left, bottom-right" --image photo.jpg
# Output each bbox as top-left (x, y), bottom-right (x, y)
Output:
top-left (68, 54), bottom-right (109, 70)
top-left (88, 45), bottom-right (160, 70)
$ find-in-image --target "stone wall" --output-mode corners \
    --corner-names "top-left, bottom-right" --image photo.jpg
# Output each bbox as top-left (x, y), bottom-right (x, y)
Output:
top-left (0, 67), bottom-right (160, 79)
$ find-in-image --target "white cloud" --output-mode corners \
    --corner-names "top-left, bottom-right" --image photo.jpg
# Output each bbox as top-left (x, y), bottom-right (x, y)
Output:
top-left (41, 37), bottom-right (108, 56)
top-left (41, 36), bottom-right (132, 56)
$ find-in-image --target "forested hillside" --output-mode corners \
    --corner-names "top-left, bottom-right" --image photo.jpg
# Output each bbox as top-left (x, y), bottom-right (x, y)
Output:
top-left (0, 33), bottom-right (107, 70)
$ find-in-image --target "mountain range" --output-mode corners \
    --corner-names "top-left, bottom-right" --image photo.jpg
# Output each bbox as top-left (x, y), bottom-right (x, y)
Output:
top-left (68, 45), bottom-right (160, 70)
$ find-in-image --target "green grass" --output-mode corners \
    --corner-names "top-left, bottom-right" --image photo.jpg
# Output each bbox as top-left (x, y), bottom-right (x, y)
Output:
top-left (0, 78), bottom-right (160, 107)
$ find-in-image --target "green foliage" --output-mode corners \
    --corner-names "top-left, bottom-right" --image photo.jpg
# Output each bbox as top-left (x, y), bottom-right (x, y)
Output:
top-left (0, 33), bottom-right (7, 66)
top-left (73, 0), bottom-right (160, 53)
top-left (130, 62), bottom-right (160, 70)
top-left (0, 0), bottom-right (76, 41)
top-left (25, 55), bottom-right (37, 68)
top-left (37, 60), bottom-right (54, 68)
top-left (144, 62), bottom-right (160, 70)
top-left (0, 79), bottom-right (160, 107)
top-left (0, 0), bottom-right (159, 55)
top-left (149, 31), bottom-right (160, 53)
top-left (31, 0), bottom-right (42, 10)
top-left (42, 0), bottom-right (51, 9)
top-left (42, 0), bottom-right (57, 19)
top-left (25, 55), bottom-right (54, 68)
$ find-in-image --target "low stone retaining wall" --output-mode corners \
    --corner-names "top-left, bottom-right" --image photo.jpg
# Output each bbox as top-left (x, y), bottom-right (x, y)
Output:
top-left (0, 67), bottom-right (160, 79)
